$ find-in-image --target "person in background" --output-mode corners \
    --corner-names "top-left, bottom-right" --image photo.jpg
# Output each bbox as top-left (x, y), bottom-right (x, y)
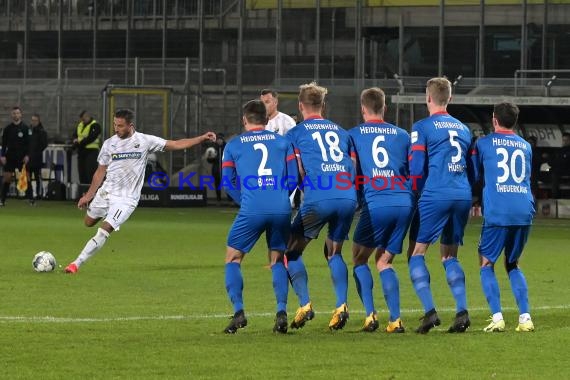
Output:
top-left (73, 110), bottom-right (101, 184)
top-left (206, 132), bottom-right (227, 204)
top-left (260, 89), bottom-right (296, 136)
top-left (0, 106), bottom-right (33, 206)
top-left (28, 113), bottom-right (48, 201)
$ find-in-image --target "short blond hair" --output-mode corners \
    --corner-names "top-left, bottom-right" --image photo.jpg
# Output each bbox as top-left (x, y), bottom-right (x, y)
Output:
top-left (426, 77), bottom-right (451, 106)
top-left (298, 81), bottom-right (327, 110)
top-left (360, 87), bottom-right (385, 115)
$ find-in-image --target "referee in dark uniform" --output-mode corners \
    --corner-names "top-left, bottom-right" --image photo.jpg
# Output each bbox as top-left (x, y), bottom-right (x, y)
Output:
top-left (0, 106), bottom-right (33, 206)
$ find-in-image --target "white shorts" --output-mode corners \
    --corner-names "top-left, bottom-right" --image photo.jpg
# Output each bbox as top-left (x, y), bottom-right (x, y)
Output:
top-left (87, 188), bottom-right (137, 231)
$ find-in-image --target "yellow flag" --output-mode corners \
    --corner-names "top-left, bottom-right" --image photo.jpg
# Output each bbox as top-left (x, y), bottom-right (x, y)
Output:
top-left (17, 164), bottom-right (28, 193)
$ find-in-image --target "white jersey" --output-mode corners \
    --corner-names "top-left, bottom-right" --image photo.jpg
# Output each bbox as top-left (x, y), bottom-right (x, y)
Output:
top-left (98, 131), bottom-right (166, 201)
top-left (265, 112), bottom-right (296, 136)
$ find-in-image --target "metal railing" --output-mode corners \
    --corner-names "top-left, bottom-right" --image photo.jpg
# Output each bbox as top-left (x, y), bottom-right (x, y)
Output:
top-left (514, 69), bottom-right (570, 97)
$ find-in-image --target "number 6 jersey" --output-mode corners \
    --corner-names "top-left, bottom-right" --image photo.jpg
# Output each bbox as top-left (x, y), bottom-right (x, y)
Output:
top-left (470, 130), bottom-right (535, 226)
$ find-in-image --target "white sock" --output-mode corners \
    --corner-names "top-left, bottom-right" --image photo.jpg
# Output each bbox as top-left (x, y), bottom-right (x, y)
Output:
top-left (519, 313), bottom-right (531, 323)
top-left (492, 312), bottom-right (504, 323)
top-left (74, 228), bottom-right (110, 267)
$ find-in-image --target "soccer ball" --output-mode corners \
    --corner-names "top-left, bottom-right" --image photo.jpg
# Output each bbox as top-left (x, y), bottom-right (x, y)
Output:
top-left (32, 251), bottom-right (57, 272)
top-left (205, 147), bottom-right (217, 159)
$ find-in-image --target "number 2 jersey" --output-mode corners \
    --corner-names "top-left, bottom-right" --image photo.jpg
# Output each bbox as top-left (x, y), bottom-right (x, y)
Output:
top-left (221, 128), bottom-right (298, 214)
top-left (470, 131), bottom-right (535, 226)
top-left (286, 116), bottom-right (356, 203)
top-left (410, 111), bottom-right (472, 201)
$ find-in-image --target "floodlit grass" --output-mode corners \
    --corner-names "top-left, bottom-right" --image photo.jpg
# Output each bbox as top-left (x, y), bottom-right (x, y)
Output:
top-left (1, 201), bottom-right (569, 379)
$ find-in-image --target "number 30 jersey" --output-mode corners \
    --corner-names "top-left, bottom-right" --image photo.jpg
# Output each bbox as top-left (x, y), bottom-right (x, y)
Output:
top-left (222, 128), bottom-right (298, 214)
top-left (409, 112), bottom-right (472, 201)
top-left (286, 116), bottom-right (356, 203)
top-left (470, 131), bottom-right (535, 226)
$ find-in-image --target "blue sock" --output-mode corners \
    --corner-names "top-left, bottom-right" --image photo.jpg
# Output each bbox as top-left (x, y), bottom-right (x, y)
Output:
top-left (409, 255), bottom-right (435, 313)
top-left (353, 264), bottom-right (375, 315)
top-left (286, 251), bottom-right (310, 306)
top-left (480, 266), bottom-right (501, 315)
top-left (328, 254), bottom-right (348, 307)
top-left (509, 268), bottom-right (530, 314)
top-left (271, 262), bottom-right (289, 313)
top-left (443, 257), bottom-right (467, 313)
top-left (224, 262), bottom-right (243, 313)
top-left (380, 268), bottom-right (400, 322)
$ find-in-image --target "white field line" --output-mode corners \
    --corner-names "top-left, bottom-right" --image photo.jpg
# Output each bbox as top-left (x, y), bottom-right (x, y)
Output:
top-left (0, 304), bottom-right (568, 324)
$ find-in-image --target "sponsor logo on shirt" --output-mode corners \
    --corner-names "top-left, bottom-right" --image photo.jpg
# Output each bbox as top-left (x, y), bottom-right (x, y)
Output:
top-left (411, 131), bottom-right (418, 143)
top-left (111, 152), bottom-right (142, 160)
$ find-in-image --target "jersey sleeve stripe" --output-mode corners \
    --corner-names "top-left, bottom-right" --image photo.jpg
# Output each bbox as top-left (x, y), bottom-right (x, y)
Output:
top-left (411, 145), bottom-right (426, 151)
top-left (286, 154), bottom-right (296, 161)
top-left (222, 161), bottom-right (235, 168)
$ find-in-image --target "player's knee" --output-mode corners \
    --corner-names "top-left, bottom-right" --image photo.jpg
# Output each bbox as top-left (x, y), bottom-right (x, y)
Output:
top-left (225, 248), bottom-right (244, 264)
top-left (285, 250), bottom-right (302, 262)
top-left (352, 250), bottom-right (369, 266)
top-left (505, 260), bottom-right (518, 273)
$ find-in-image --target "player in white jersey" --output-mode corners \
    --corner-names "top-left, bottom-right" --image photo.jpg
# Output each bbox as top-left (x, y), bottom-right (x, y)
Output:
top-left (260, 89), bottom-right (296, 136)
top-left (64, 109), bottom-right (216, 273)
top-left (260, 89), bottom-right (301, 208)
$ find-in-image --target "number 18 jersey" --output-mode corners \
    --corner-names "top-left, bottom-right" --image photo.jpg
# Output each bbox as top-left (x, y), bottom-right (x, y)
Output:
top-left (286, 117), bottom-right (356, 203)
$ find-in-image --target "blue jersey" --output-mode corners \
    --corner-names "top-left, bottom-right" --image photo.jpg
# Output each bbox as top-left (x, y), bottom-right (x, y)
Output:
top-left (349, 120), bottom-right (413, 208)
top-left (410, 112), bottom-right (472, 201)
top-left (470, 131), bottom-right (535, 226)
top-left (286, 117), bottom-right (356, 203)
top-left (221, 129), bottom-right (298, 214)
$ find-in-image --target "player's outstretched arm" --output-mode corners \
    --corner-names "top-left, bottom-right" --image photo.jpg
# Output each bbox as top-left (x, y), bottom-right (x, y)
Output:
top-left (164, 132), bottom-right (216, 151)
top-left (78, 164), bottom-right (108, 209)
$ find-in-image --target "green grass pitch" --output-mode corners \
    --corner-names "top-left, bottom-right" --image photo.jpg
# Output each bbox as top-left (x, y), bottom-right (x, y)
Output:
top-left (1, 201), bottom-right (569, 379)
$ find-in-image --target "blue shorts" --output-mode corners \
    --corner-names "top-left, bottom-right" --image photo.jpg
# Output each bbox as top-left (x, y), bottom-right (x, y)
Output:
top-left (227, 212), bottom-right (290, 253)
top-left (353, 205), bottom-right (414, 254)
top-left (478, 225), bottom-right (531, 264)
top-left (411, 199), bottom-right (471, 245)
top-left (291, 199), bottom-right (357, 242)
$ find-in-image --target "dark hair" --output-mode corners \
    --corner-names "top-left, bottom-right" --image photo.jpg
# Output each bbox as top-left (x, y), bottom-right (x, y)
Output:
top-left (242, 99), bottom-right (268, 125)
top-left (12, 106), bottom-right (21, 111)
top-left (32, 113), bottom-right (41, 120)
top-left (493, 102), bottom-right (519, 129)
top-left (79, 110), bottom-right (88, 118)
top-left (260, 89), bottom-right (278, 98)
top-left (115, 109), bottom-right (135, 124)
top-left (563, 132), bottom-right (570, 138)
top-left (360, 87), bottom-right (386, 115)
